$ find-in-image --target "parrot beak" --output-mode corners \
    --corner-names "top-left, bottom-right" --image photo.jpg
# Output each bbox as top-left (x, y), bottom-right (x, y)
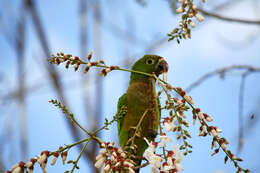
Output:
top-left (155, 58), bottom-right (168, 78)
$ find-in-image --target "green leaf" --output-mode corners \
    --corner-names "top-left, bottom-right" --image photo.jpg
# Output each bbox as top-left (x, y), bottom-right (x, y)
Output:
top-left (224, 156), bottom-right (228, 164)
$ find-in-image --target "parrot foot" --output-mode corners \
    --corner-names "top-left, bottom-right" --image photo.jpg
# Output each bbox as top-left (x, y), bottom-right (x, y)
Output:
top-left (147, 129), bottom-right (158, 139)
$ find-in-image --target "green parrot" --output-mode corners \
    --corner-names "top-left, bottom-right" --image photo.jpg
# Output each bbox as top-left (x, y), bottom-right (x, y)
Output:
top-left (117, 55), bottom-right (168, 171)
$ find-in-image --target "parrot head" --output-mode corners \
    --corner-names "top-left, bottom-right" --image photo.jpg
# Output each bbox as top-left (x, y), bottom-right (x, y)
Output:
top-left (130, 55), bottom-right (168, 83)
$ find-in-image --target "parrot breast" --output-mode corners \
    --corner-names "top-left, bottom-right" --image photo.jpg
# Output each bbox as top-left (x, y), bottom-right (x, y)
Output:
top-left (122, 77), bottom-right (160, 156)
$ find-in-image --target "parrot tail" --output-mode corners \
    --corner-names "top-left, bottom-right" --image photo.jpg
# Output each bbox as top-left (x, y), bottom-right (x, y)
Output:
top-left (133, 158), bottom-right (141, 173)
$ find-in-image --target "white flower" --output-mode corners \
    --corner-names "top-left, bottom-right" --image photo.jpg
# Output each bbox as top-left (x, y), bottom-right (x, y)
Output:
top-left (170, 145), bottom-right (184, 172)
top-left (120, 152), bottom-right (126, 158)
top-left (40, 163), bottom-right (47, 173)
top-left (11, 164), bottom-right (19, 170)
top-left (220, 143), bottom-right (226, 150)
top-left (179, 112), bottom-right (187, 118)
top-left (209, 126), bottom-right (221, 137)
top-left (193, 118), bottom-right (196, 125)
top-left (105, 68), bottom-right (111, 73)
top-left (61, 151), bottom-right (68, 165)
top-left (95, 150), bottom-right (107, 169)
top-left (96, 149), bottom-right (106, 160)
top-left (189, 21), bottom-right (196, 28)
top-left (111, 154), bottom-right (116, 162)
top-left (203, 113), bottom-right (213, 122)
top-left (150, 154), bottom-right (162, 169)
top-left (211, 140), bottom-right (217, 149)
top-left (144, 149), bottom-right (155, 162)
top-left (176, 6), bottom-right (184, 14)
top-left (101, 142), bottom-right (106, 148)
top-left (172, 145), bottom-right (183, 163)
top-left (95, 156), bottom-right (106, 168)
top-left (101, 162), bottom-right (111, 173)
top-left (231, 154), bottom-right (237, 160)
top-left (37, 154), bottom-right (45, 165)
top-left (216, 127), bottom-right (222, 133)
top-left (124, 161), bottom-right (134, 167)
top-left (128, 167), bottom-right (135, 173)
top-left (175, 162), bottom-right (184, 171)
top-left (150, 165), bottom-right (160, 173)
top-left (144, 138), bottom-right (157, 153)
top-left (198, 112), bottom-right (205, 120)
top-left (115, 161), bottom-right (121, 167)
top-left (210, 129), bottom-right (218, 137)
top-left (86, 63), bottom-right (91, 68)
top-left (12, 167), bottom-right (22, 173)
top-left (25, 161), bottom-right (33, 168)
top-left (51, 157), bottom-right (58, 166)
top-left (206, 116), bottom-right (213, 122)
top-left (161, 162), bottom-right (175, 171)
top-left (163, 117), bottom-right (176, 132)
top-left (145, 152), bottom-right (162, 173)
top-left (195, 13), bottom-right (204, 22)
top-left (159, 133), bottom-right (172, 147)
top-left (38, 151), bottom-right (49, 168)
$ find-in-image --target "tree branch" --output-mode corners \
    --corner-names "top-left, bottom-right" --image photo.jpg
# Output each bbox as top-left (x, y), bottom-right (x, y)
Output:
top-left (16, 1), bottom-right (28, 161)
top-left (185, 65), bottom-right (260, 93)
top-left (198, 8), bottom-right (260, 25)
top-left (237, 71), bottom-right (251, 154)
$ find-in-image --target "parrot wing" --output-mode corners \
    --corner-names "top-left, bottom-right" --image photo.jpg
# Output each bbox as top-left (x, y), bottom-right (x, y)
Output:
top-left (157, 96), bottom-right (161, 120)
top-left (117, 93), bottom-right (127, 136)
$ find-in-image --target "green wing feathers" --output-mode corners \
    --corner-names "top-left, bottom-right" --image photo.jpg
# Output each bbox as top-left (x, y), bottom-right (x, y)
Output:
top-left (157, 96), bottom-right (161, 120)
top-left (117, 93), bottom-right (127, 137)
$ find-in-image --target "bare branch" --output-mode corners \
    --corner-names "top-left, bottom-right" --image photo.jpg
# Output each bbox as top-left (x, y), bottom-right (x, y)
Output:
top-left (185, 64), bottom-right (260, 156)
top-left (237, 71), bottom-right (251, 154)
top-left (185, 65), bottom-right (260, 93)
top-left (16, 1), bottom-right (28, 161)
top-left (198, 8), bottom-right (260, 25)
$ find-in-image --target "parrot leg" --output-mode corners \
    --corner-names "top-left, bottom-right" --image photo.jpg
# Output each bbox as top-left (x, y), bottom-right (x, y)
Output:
top-left (147, 128), bottom-right (158, 139)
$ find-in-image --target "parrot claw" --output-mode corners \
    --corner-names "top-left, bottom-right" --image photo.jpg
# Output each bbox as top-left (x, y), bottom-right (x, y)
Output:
top-left (147, 129), bottom-right (158, 139)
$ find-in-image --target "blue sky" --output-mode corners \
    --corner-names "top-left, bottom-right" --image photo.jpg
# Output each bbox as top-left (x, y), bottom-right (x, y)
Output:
top-left (1, 0), bottom-right (260, 172)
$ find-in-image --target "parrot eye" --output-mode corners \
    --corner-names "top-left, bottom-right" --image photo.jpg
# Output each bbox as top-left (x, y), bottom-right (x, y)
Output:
top-left (146, 59), bottom-right (154, 65)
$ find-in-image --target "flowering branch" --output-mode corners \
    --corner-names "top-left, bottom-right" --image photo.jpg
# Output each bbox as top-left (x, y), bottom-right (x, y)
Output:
top-left (47, 51), bottom-right (250, 172)
top-left (49, 99), bottom-right (102, 145)
top-left (7, 51), bottom-right (250, 173)
top-left (168, 0), bottom-right (205, 43)
top-left (6, 97), bottom-right (127, 173)
top-left (156, 75), bottom-right (192, 156)
top-left (184, 65), bottom-right (260, 154)
top-left (6, 137), bottom-right (91, 173)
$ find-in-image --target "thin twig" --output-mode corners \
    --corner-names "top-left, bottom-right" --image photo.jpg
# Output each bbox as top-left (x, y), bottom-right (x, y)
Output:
top-left (49, 137), bottom-right (91, 157)
top-left (134, 161), bottom-right (149, 169)
top-left (185, 65), bottom-right (260, 93)
top-left (71, 139), bottom-right (91, 173)
top-left (126, 110), bottom-right (148, 147)
top-left (237, 71), bottom-right (251, 154)
top-left (198, 8), bottom-right (260, 25)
